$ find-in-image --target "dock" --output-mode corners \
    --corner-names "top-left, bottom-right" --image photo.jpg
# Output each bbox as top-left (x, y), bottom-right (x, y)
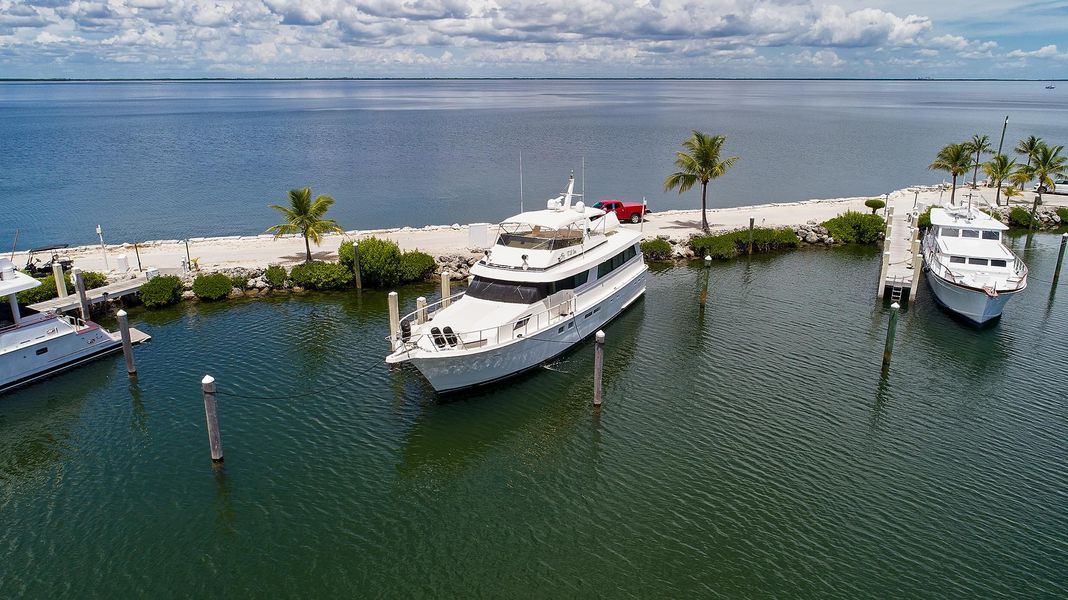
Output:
top-left (877, 204), bottom-right (922, 303)
top-left (110, 326), bottom-right (152, 345)
top-left (29, 274), bottom-right (149, 314)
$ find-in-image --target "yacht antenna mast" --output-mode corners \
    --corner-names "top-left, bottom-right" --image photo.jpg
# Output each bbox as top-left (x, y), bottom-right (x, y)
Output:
top-left (581, 156), bottom-right (585, 201)
top-left (519, 151), bottom-right (524, 213)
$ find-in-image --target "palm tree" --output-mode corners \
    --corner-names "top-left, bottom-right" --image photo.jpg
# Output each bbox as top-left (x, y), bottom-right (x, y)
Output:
top-left (1014, 135), bottom-right (1045, 172)
top-left (1002, 185), bottom-right (1022, 205)
top-left (664, 131), bottom-right (739, 234)
top-left (928, 143), bottom-right (973, 206)
top-left (983, 154), bottom-right (1016, 206)
top-left (1021, 143), bottom-right (1068, 222)
top-left (964, 134), bottom-right (991, 187)
top-left (267, 187), bottom-right (343, 262)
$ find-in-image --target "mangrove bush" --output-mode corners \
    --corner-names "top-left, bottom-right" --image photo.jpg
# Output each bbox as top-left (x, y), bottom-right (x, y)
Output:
top-left (822, 212), bottom-right (885, 244)
top-left (356, 238), bottom-right (403, 287)
top-left (399, 250), bottom-right (436, 282)
top-left (139, 275), bottom-right (183, 308)
top-left (192, 273), bottom-right (234, 301)
top-left (640, 238), bottom-right (673, 261)
top-left (264, 265), bottom-right (287, 288)
top-left (1007, 207), bottom-right (1035, 228)
top-left (689, 227), bottom-right (799, 259)
top-left (288, 261), bottom-right (354, 290)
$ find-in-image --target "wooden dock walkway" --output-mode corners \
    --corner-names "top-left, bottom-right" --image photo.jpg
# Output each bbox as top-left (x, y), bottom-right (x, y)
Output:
top-left (877, 205), bottom-right (923, 303)
top-left (29, 274), bottom-right (148, 314)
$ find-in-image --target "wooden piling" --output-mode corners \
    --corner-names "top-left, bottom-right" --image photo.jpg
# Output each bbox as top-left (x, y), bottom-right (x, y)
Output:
top-left (441, 271), bottom-right (451, 307)
top-left (747, 217), bottom-right (755, 255)
top-left (116, 309), bottom-right (136, 376)
top-left (593, 330), bottom-right (605, 407)
top-left (910, 253), bottom-right (923, 301)
top-left (1053, 233), bottom-right (1067, 287)
top-left (52, 262), bottom-right (68, 298)
top-left (72, 267), bottom-right (90, 322)
top-left (882, 302), bottom-right (900, 370)
top-left (352, 243), bottom-right (362, 289)
top-left (387, 291), bottom-right (400, 349)
top-left (133, 243), bottom-right (142, 271)
top-left (877, 251), bottom-right (890, 299)
top-left (201, 375), bottom-right (223, 462)
top-left (416, 296), bottom-right (428, 324)
top-left (699, 255), bottom-right (712, 305)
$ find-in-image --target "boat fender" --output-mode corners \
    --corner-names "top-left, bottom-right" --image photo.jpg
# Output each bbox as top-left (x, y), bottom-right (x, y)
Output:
top-left (430, 327), bottom-right (447, 348)
top-left (400, 319), bottom-right (412, 342)
top-left (442, 326), bottom-right (459, 347)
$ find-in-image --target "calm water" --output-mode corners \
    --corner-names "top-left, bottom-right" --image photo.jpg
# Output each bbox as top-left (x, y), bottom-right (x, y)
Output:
top-left (2, 238), bottom-right (1066, 597)
top-left (2, 79), bottom-right (1067, 247)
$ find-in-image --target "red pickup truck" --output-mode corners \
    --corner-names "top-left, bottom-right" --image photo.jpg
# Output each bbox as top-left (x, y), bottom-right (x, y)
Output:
top-left (593, 199), bottom-right (650, 223)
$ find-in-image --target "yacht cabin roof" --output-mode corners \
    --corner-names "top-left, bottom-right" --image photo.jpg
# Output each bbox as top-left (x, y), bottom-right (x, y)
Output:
top-left (929, 207), bottom-right (1008, 231)
top-left (0, 258), bottom-right (42, 296)
top-left (501, 206), bottom-right (605, 229)
top-left (937, 237), bottom-right (1012, 259)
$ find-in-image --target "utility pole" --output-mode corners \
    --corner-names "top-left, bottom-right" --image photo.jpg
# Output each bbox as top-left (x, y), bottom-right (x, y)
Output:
top-left (997, 115), bottom-right (1008, 156)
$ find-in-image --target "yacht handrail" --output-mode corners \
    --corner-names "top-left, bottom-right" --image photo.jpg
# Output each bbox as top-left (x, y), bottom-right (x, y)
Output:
top-left (394, 293), bottom-right (577, 352)
top-left (925, 240), bottom-right (1028, 291)
top-left (398, 290), bottom-right (467, 324)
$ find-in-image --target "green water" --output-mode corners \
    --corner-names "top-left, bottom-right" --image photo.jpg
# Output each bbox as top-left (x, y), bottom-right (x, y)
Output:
top-left (2, 237), bottom-right (1066, 598)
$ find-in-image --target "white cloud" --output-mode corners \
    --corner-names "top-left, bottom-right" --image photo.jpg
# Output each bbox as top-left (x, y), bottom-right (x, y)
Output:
top-left (0, 0), bottom-right (1057, 77)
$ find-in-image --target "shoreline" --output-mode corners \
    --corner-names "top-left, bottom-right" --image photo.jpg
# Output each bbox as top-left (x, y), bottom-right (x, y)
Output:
top-left (14, 184), bottom-right (1067, 278)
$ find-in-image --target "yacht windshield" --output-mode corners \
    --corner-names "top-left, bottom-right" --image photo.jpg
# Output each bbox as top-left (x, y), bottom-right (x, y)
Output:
top-left (465, 276), bottom-right (549, 304)
top-left (496, 223), bottom-right (584, 250)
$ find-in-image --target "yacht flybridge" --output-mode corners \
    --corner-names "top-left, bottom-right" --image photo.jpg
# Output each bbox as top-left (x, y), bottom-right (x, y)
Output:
top-left (1, 258), bottom-right (126, 393)
top-left (922, 206), bottom-right (1028, 324)
top-left (386, 173), bottom-right (647, 392)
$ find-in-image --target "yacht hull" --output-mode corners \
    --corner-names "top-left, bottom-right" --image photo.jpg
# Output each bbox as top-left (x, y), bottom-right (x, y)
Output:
top-left (410, 270), bottom-right (646, 393)
top-left (926, 271), bottom-right (1019, 325)
top-left (1, 324), bottom-right (121, 394)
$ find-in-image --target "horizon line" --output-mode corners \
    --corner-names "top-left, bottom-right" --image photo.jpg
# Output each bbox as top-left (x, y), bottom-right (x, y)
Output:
top-left (0, 77), bottom-right (1062, 83)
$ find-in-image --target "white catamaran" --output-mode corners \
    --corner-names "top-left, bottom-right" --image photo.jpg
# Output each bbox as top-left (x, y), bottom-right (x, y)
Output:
top-left (386, 173), bottom-right (647, 392)
top-left (922, 206), bottom-right (1028, 324)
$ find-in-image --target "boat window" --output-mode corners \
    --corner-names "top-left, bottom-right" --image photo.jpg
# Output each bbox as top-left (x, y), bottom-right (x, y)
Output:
top-left (598, 246), bottom-right (636, 278)
top-left (496, 223), bottom-right (584, 250)
top-left (548, 270), bottom-right (589, 294)
top-left (949, 256), bottom-right (966, 264)
top-left (961, 229), bottom-right (980, 238)
top-left (465, 276), bottom-right (549, 304)
top-left (990, 259), bottom-right (1007, 267)
top-left (982, 231), bottom-right (1000, 240)
top-left (968, 258), bottom-right (989, 266)
top-left (36, 347), bottom-right (48, 355)
top-left (941, 227), bottom-right (960, 237)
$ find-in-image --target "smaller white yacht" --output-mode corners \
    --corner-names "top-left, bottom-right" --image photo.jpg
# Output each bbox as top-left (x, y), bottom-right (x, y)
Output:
top-left (386, 172), bottom-right (647, 392)
top-left (922, 206), bottom-right (1028, 324)
top-left (1, 258), bottom-right (124, 393)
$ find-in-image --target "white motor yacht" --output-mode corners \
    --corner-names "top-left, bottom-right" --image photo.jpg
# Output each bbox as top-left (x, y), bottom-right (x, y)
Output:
top-left (1, 258), bottom-right (124, 393)
top-left (386, 173), bottom-right (647, 392)
top-left (922, 206), bottom-right (1028, 324)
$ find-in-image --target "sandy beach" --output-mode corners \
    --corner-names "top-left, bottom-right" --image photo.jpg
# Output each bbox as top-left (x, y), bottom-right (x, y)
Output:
top-left (15, 184), bottom-right (1065, 275)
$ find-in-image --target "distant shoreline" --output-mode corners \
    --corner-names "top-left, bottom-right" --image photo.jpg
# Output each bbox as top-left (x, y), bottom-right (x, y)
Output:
top-left (0, 77), bottom-right (1061, 83)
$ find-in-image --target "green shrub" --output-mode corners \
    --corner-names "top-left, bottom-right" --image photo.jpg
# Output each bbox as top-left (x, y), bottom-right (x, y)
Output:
top-left (338, 240), bottom-right (356, 271)
top-left (399, 250), bottom-right (437, 282)
top-left (357, 237), bottom-right (403, 287)
top-left (822, 211), bottom-right (886, 245)
top-left (192, 273), bottom-right (234, 301)
top-left (1056, 207), bottom-right (1068, 223)
top-left (689, 227), bottom-right (800, 260)
top-left (640, 238), bottom-right (673, 261)
top-left (288, 261), bottom-right (354, 290)
top-left (15, 275), bottom-right (60, 305)
top-left (229, 274), bottom-right (249, 290)
top-left (139, 275), bottom-right (183, 308)
top-left (1007, 207), bottom-right (1035, 228)
top-left (864, 198), bottom-right (886, 214)
top-left (917, 206), bottom-right (933, 229)
top-left (81, 271), bottom-right (108, 290)
top-left (264, 264), bottom-right (287, 288)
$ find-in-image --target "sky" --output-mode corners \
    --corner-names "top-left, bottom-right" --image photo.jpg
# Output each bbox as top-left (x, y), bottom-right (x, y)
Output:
top-left (0, 0), bottom-right (1065, 79)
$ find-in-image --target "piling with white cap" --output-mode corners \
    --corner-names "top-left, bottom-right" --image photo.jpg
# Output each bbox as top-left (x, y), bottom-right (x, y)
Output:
top-left (1053, 232), bottom-right (1067, 287)
top-left (747, 217), bottom-right (755, 255)
top-left (201, 375), bottom-right (223, 462)
top-left (882, 302), bottom-right (900, 370)
top-left (116, 309), bottom-right (136, 376)
top-left (593, 330), bottom-right (605, 407)
top-left (700, 255), bottom-right (712, 306)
